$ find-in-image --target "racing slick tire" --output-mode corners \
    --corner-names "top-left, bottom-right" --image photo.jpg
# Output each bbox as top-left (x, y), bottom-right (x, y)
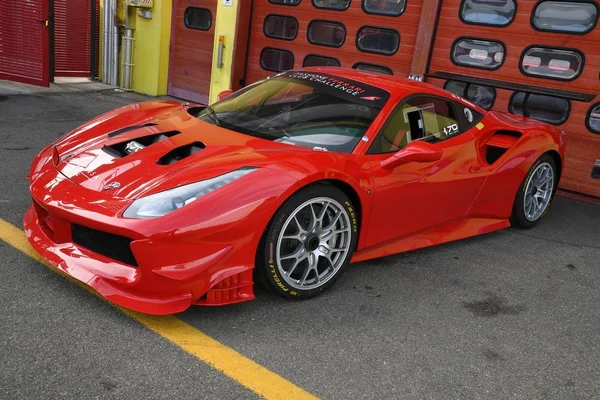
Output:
top-left (256, 183), bottom-right (358, 299)
top-left (510, 153), bottom-right (557, 229)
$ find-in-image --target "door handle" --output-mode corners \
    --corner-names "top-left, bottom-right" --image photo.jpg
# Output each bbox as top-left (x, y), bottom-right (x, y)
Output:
top-left (36, 19), bottom-right (49, 27)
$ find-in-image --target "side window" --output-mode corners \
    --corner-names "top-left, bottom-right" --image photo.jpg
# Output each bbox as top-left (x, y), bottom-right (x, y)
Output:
top-left (369, 96), bottom-right (473, 154)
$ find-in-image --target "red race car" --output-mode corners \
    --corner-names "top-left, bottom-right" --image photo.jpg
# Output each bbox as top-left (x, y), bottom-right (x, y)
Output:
top-left (24, 68), bottom-right (566, 314)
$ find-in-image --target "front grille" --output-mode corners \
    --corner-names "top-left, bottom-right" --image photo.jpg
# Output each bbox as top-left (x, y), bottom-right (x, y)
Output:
top-left (71, 224), bottom-right (138, 266)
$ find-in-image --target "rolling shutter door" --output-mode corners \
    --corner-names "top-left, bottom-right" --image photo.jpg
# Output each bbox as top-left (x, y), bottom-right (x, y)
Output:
top-left (53, 0), bottom-right (93, 77)
top-left (0, 0), bottom-right (50, 86)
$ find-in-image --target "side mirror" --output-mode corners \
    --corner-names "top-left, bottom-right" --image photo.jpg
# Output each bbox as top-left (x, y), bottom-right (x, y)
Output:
top-left (380, 140), bottom-right (442, 169)
top-left (216, 89), bottom-right (234, 102)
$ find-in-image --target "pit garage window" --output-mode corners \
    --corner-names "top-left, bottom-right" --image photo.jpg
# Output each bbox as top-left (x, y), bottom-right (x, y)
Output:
top-left (353, 62), bottom-right (393, 75)
top-left (312, 0), bottom-right (351, 10)
top-left (184, 7), bottom-right (212, 31)
top-left (532, 1), bottom-right (598, 34)
top-left (444, 80), bottom-right (496, 110)
top-left (307, 20), bottom-right (346, 47)
top-left (586, 103), bottom-right (600, 134)
top-left (520, 47), bottom-right (584, 81)
top-left (269, 0), bottom-right (301, 5)
top-left (264, 15), bottom-right (298, 40)
top-left (460, 0), bottom-right (516, 26)
top-left (356, 26), bottom-right (400, 55)
top-left (362, 0), bottom-right (407, 16)
top-left (260, 48), bottom-right (295, 72)
top-left (509, 92), bottom-right (570, 125)
top-left (303, 54), bottom-right (341, 67)
top-left (452, 38), bottom-right (505, 70)
top-left (369, 96), bottom-right (478, 154)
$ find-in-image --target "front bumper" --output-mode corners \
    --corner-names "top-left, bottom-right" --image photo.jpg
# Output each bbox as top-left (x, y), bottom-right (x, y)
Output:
top-left (24, 160), bottom-right (256, 315)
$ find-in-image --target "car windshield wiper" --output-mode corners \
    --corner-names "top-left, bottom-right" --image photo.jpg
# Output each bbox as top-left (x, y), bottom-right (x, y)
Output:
top-left (204, 106), bottom-right (221, 126)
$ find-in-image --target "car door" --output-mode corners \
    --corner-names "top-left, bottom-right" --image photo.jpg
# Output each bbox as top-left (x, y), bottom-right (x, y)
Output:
top-left (365, 94), bottom-right (488, 248)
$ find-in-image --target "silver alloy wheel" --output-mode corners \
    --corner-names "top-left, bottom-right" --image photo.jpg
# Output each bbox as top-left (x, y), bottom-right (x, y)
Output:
top-left (275, 197), bottom-right (352, 290)
top-left (524, 162), bottom-right (554, 221)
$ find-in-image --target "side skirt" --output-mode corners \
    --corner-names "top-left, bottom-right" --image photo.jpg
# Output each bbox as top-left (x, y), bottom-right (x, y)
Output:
top-left (351, 218), bottom-right (510, 263)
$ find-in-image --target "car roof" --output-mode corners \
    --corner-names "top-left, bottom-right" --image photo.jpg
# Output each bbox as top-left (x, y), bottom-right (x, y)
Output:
top-left (298, 66), bottom-right (453, 98)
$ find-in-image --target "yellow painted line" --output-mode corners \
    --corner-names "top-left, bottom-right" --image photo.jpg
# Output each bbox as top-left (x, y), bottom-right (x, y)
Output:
top-left (0, 218), bottom-right (319, 400)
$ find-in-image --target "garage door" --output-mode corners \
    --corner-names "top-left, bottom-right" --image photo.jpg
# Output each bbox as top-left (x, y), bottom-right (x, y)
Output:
top-left (0, 0), bottom-right (50, 86)
top-left (244, 0), bottom-right (423, 86)
top-left (168, 0), bottom-right (217, 104)
top-left (53, 0), bottom-right (94, 77)
top-left (425, 0), bottom-right (600, 198)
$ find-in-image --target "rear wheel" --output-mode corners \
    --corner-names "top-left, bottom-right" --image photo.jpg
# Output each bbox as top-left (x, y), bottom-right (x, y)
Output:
top-left (256, 184), bottom-right (358, 299)
top-left (510, 154), bottom-right (557, 229)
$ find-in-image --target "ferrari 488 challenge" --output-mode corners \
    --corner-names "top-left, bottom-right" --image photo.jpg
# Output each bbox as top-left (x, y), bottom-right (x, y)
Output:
top-left (25, 68), bottom-right (566, 314)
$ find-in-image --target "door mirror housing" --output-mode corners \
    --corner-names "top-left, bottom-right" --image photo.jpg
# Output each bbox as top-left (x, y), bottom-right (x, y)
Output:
top-left (216, 89), bottom-right (234, 102)
top-left (380, 140), bottom-right (442, 169)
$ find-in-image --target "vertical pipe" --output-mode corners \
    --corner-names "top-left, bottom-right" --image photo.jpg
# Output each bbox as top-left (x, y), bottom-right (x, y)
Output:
top-left (122, 28), bottom-right (133, 90)
top-left (102, 0), bottom-right (118, 86)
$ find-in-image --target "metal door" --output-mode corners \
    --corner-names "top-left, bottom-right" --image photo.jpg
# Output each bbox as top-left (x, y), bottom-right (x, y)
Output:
top-left (0, 0), bottom-right (51, 86)
top-left (168, 0), bottom-right (217, 104)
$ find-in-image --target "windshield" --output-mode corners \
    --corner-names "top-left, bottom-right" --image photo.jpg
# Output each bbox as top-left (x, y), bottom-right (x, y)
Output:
top-left (190, 71), bottom-right (390, 153)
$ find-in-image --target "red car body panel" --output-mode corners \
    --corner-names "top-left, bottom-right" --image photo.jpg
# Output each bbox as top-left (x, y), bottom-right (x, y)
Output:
top-left (24, 68), bottom-right (566, 314)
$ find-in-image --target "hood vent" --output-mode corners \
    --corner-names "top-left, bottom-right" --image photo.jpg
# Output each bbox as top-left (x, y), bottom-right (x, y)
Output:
top-left (157, 141), bottom-right (206, 165)
top-left (107, 122), bottom-right (158, 138)
top-left (103, 130), bottom-right (181, 158)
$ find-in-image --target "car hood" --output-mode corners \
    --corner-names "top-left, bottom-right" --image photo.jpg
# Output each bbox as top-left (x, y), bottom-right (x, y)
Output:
top-left (53, 100), bottom-right (306, 199)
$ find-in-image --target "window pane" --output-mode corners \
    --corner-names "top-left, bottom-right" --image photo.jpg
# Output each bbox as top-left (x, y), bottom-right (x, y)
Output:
top-left (264, 15), bottom-right (298, 40)
top-left (533, 1), bottom-right (598, 33)
top-left (363, 0), bottom-right (407, 16)
top-left (452, 38), bottom-right (504, 69)
top-left (356, 27), bottom-right (400, 55)
top-left (444, 81), bottom-right (467, 96)
top-left (444, 80), bottom-right (495, 110)
top-left (312, 0), bottom-right (350, 10)
top-left (510, 92), bottom-right (570, 125)
top-left (521, 47), bottom-right (583, 80)
top-left (353, 62), bottom-right (393, 75)
top-left (260, 48), bottom-right (294, 72)
top-left (303, 55), bottom-right (341, 67)
top-left (307, 21), bottom-right (346, 47)
top-left (587, 103), bottom-right (600, 134)
top-left (269, 0), bottom-right (301, 5)
top-left (466, 84), bottom-right (495, 109)
top-left (460, 0), bottom-right (516, 26)
top-left (184, 7), bottom-right (212, 31)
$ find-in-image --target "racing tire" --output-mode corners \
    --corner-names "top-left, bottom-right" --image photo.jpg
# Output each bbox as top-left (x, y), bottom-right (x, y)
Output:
top-left (510, 153), bottom-right (557, 229)
top-left (255, 184), bottom-right (358, 299)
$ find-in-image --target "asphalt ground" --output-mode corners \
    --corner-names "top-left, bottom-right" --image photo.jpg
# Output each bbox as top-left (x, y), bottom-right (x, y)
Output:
top-left (1, 83), bottom-right (599, 400)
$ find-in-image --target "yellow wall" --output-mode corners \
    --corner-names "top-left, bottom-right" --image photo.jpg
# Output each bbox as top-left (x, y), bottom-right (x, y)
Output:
top-left (131, 0), bottom-right (172, 95)
top-left (208, 2), bottom-right (239, 104)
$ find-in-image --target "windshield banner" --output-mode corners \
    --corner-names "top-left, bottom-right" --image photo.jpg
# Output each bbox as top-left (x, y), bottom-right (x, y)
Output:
top-left (282, 71), bottom-right (390, 108)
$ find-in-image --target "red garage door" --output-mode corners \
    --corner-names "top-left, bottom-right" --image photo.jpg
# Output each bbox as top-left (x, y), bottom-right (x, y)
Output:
top-left (168, 0), bottom-right (217, 104)
top-left (245, 0), bottom-right (423, 85)
top-left (425, 0), bottom-right (600, 198)
top-left (0, 0), bottom-right (50, 86)
top-left (53, 0), bottom-right (93, 77)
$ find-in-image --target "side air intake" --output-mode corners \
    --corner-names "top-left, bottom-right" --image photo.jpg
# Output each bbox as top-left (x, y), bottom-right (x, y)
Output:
top-left (485, 130), bottom-right (522, 165)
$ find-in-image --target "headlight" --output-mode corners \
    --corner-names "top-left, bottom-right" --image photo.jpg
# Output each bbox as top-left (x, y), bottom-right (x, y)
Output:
top-left (123, 167), bottom-right (258, 219)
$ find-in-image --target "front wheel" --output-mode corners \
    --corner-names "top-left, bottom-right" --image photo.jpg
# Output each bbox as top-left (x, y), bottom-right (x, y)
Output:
top-left (510, 154), bottom-right (557, 229)
top-left (255, 184), bottom-right (358, 299)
